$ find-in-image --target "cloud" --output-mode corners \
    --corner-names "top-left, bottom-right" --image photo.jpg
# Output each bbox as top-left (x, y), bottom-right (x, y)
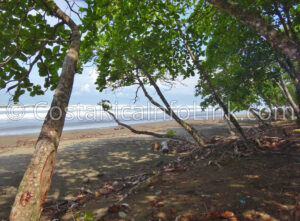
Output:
top-left (81, 83), bottom-right (91, 92)
top-left (88, 68), bottom-right (98, 83)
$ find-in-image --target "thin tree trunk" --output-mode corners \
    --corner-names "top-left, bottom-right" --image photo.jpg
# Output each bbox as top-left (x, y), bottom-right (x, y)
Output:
top-left (133, 67), bottom-right (206, 147)
top-left (249, 108), bottom-right (270, 127)
top-left (294, 84), bottom-right (300, 126)
top-left (207, 0), bottom-right (300, 64)
top-left (175, 21), bottom-right (248, 142)
top-left (10, 1), bottom-right (80, 220)
top-left (277, 52), bottom-right (300, 126)
top-left (224, 114), bottom-right (236, 136)
top-left (262, 97), bottom-right (277, 121)
top-left (278, 75), bottom-right (300, 116)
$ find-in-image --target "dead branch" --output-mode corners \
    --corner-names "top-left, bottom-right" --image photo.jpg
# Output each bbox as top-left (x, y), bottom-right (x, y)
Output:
top-left (136, 75), bottom-right (170, 114)
top-left (134, 58), bottom-right (172, 111)
top-left (133, 85), bottom-right (141, 104)
top-left (94, 173), bottom-right (162, 221)
top-left (64, 0), bottom-right (82, 21)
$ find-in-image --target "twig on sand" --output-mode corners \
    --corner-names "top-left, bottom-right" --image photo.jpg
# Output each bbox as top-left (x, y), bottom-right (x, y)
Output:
top-left (94, 173), bottom-right (163, 220)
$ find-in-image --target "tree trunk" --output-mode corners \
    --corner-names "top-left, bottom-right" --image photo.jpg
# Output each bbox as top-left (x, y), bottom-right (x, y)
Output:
top-left (224, 114), bottom-right (236, 136)
top-left (294, 83), bottom-right (300, 126)
top-left (207, 0), bottom-right (300, 64)
top-left (249, 108), bottom-right (270, 127)
top-left (208, 0), bottom-right (300, 126)
top-left (10, 1), bottom-right (81, 220)
top-left (175, 21), bottom-right (248, 142)
top-left (278, 75), bottom-right (300, 115)
top-left (134, 65), bottom-right (206, 147)
top-left (276, 58), bottom-right (300, 125)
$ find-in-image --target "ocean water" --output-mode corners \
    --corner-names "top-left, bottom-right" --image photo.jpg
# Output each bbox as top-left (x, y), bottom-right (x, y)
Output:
top-left (0, 104), bottom-right (224, 136)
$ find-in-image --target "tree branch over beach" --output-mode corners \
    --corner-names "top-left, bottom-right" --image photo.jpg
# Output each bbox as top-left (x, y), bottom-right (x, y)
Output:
top-left (100, 100), bottom-right (188, 142)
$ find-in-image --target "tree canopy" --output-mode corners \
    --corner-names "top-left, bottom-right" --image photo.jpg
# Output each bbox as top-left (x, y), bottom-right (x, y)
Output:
top-left (0, 0), bottom-right (78, 102)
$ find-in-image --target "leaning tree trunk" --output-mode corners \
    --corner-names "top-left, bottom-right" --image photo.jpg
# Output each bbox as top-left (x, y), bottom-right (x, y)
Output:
top-left (175, 21), bottom-right (248, 142)
top-left (10, 2), bottom-right (81, 220)
top-left (224, 114), bottom-right (236, 136)
top-left (207, 0), bottom-right (300, 63)
top-left (208, 0), bottom-right (300, 126)
top-left (277, 57), bottom-right (300, 126)
top-left (278, 75), bottom-right (300, 117)
top-left (134, 65), bottom-right (206, 147)
top-left (249, 108), bottom-right (270, 127)
top-left (294, 83), bottom-right (300, 126)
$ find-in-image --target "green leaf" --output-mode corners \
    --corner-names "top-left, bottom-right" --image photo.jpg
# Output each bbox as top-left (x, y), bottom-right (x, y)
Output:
top-left (166, 130), bottom-right (176, 135)
top-left (53, 45), bottom-right (60, 54)
top-left (83, 212), bottom-right (94, 220)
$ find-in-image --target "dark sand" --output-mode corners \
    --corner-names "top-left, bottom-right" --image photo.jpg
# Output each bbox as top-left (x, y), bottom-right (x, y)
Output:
top-left (0, 119), bottom-right (236, 218)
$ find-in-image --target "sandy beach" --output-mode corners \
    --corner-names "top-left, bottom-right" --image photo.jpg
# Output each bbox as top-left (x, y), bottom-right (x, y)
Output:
top-left (1, 118), bottom-right (299, 221)
top-left (0, 119), bottom-right (236, 218)
top-left (0, 118), bottom-right (231, 154)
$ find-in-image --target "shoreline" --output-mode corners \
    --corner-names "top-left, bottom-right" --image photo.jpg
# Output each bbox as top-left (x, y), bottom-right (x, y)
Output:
top-left (0, 113), bottom-right (254, 154)
top-left (0, 118), bottom-right (226, 153)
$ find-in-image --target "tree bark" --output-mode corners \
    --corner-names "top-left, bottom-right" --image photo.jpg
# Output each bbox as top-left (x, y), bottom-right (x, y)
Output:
top-left (207, 0), bottom-right (300, 65)
top-left (10, 1), bottom-right (80, 220)
top-left (133, 66), bottom-right (206, 147)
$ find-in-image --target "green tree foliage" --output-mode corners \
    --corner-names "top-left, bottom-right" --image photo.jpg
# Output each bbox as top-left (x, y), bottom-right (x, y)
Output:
top-left (0, 0), bottom-right (74, 102)
top-left (189, 0), bottom-right (299, 112)
top-left (81, 0), bottom-right (194, 91)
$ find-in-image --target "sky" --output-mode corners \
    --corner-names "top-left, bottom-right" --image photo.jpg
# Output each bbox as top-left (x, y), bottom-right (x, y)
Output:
top-left (0, 65), bottom-right (202, 106)
top-left (0, 0), bottom-right (203, 106)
